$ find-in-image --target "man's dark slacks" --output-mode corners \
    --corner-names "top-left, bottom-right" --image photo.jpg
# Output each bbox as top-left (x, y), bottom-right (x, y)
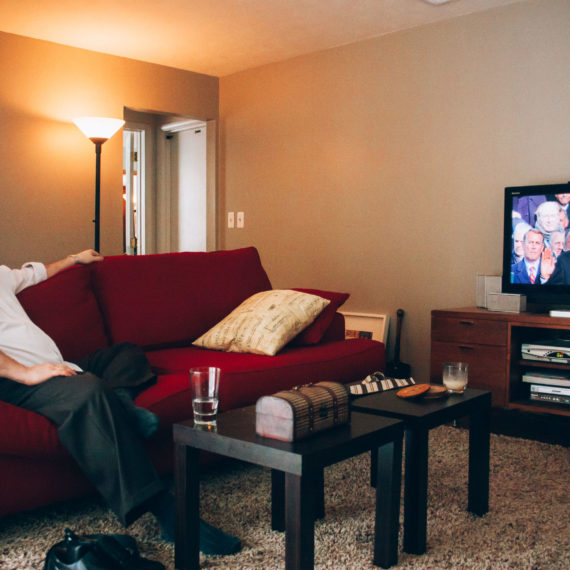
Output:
top-left (0, 343), bottom-right (165, 525)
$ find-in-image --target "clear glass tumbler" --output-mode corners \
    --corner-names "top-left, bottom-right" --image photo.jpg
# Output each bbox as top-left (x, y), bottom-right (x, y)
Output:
top-left (190, 366), bottom-right (220, 425)
top-left (442, 362), bottom-right (468, 394)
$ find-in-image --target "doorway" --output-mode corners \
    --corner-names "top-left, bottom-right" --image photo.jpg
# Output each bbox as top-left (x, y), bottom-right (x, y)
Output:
top-left (123, 126), bottom-right (146, 255)
top-left (122, 108), bottom-right (217, 254)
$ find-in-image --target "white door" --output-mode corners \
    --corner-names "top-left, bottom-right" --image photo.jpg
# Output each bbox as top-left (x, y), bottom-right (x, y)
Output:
top-left (167, 124), bottom-right (207, 252)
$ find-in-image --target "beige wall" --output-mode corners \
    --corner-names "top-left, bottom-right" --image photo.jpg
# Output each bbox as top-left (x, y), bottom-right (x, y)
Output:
top-left (0, 31), bottom-right (218, 267)
top-left (220, 0), bottom-right (570, 380)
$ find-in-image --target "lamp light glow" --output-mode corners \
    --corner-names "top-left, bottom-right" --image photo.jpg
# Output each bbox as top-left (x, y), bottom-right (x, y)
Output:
top-left (73, 117), bottom-right (125, 142)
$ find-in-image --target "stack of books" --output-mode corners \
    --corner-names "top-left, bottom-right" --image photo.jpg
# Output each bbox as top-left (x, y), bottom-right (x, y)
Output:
top-left (522, 371), bottom-right (570, 405)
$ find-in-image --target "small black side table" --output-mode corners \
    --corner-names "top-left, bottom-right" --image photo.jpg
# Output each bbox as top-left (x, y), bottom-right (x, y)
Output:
top-left (351, 388), bottom-right (491, 555)
top-left (173, 407), bottom-right (404, 570)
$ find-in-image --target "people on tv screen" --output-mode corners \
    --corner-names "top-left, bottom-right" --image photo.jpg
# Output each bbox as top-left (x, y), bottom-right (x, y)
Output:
top-left (511, 194), bottom-right (570, 285)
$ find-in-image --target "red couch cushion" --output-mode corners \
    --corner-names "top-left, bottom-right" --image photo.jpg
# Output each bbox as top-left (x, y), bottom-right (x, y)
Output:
top-left (142, 338), bottom-right (384, 418)
top-left (290, 289), bottom-right (349, 345)
top-left (93, 248), bottom-right (272, 349)
top-left (17, 265), bottom-right (110, 361)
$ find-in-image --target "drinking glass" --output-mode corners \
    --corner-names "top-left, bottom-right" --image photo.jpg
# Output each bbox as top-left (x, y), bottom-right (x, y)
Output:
top-left (442, 362), bottom-right (468, 394)
top-left (190, 367), bottom-right (220, 426)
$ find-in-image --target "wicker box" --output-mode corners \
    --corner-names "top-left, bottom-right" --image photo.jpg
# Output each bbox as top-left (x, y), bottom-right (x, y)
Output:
top-left (255, 381), bottom-right (350, 442)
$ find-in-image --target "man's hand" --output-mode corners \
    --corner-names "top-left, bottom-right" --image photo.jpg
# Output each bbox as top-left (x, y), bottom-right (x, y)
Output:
top-left (0, 350), bottom-right (77, 385)
top-left (22, 363), bottom-right (78, 385)
top-left (541, 248), bottom-right (556, 281)
top-left (45, 250), bottom-right (104, 278)
top-left (72, 250), bottom-right (104, 265)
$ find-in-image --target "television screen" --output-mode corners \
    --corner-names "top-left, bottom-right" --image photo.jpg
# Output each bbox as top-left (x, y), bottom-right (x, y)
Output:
top-left (503, 182), bottom-right (570, 306)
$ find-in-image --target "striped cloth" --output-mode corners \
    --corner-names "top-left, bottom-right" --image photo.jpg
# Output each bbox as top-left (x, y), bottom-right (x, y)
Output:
top-left (348, 372), bottom-right (415, 396)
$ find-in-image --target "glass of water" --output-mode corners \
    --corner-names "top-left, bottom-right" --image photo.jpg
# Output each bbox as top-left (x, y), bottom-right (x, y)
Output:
top-left (442, 362), bottom-right (468, 394)
top-left (190, 367), bottom-right (220, 426)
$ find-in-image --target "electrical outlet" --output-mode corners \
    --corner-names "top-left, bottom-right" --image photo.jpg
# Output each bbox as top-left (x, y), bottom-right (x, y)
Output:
top-left (227, 211), bottom-right (235, 228)
top-left (237, 211), bottom-right (245, 228)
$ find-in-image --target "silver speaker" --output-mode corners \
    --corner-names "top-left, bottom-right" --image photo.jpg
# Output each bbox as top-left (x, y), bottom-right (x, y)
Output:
top-left (486, 292), bottom-right (526, 313)
top-left (476, 275), bottom-right (502, 308)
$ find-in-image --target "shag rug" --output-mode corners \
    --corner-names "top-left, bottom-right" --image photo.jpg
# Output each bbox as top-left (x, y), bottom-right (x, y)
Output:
top-left (1, 426), bottom-right (568, 569)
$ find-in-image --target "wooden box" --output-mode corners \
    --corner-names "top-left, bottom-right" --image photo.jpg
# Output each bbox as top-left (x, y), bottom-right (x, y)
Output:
top-left (255, 381), bottom-right (350, 442)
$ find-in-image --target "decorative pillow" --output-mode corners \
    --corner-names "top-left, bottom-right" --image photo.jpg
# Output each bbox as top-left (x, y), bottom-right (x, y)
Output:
top-left (192, 290), bottom-right (330, 356)
top-left (290, 289), bottom-right (350, 345)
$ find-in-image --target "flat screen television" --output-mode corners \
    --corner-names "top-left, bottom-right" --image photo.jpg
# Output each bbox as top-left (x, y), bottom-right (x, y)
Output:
top-left (502, 182), bottom-right (570, 309)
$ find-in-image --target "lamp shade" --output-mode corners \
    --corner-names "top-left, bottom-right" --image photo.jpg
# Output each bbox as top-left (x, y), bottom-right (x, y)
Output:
top-left (73, 117), bottom-right (125, 141)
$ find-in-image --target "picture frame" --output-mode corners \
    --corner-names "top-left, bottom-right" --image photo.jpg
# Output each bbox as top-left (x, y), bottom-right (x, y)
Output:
top-left (340, 311), bottom-right (389, 344)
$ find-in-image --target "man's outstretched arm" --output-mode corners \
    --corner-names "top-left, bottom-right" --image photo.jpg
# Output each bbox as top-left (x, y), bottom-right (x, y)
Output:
top-left (0, 350), bottom-right (77, 385)
top-left (45, 249), bottom-right (104, 279)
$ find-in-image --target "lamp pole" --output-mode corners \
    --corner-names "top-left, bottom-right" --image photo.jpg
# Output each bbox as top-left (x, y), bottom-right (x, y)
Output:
top-left (91, 138), bottom-right (106, 252)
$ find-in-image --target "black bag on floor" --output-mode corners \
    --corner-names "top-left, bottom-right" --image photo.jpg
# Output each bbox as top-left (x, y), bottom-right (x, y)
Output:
top-left (43, 528), bottom-right (165, 570)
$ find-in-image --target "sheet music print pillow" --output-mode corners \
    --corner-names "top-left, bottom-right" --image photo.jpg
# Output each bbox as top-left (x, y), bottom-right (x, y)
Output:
top-left (192, 289), bottom-right (330, 356)
top-left (348, 371), bottom-right (415, 396)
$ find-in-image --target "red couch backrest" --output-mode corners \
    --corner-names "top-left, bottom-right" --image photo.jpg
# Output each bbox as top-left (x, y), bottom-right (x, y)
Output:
top-left (93, 247), bottom-right (272, 349)
top-left (17, 265), bottom-right (110, 362)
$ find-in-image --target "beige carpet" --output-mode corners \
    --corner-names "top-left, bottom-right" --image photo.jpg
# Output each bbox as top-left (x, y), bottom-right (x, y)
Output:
top-left (1, 425), bottom-right (568, 569)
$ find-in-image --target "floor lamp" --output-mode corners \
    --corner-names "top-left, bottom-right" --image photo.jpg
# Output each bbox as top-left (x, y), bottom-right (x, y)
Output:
top-left (73, 117), bottom-right (125, 251)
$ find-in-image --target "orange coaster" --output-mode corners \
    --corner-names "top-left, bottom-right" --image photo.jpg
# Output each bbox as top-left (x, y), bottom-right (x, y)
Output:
top-left (423, 385), bottom-right (449, 399)
top-left (397, 384), bottom-right (430, 399)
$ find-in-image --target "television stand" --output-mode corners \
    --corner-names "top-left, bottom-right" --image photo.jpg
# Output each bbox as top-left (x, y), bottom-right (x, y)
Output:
top-left (430, 307), bottom-right (570, 419)
top-left (549, 309), bottom-right (570, 318)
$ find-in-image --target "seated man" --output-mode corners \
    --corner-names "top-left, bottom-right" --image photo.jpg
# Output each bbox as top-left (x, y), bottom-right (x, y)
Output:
top-left (511, 229), bottom-right (544, 284)
top-left (541, 248), bottom-right (570, 285)
top-left (534, 200), bottom-right (564, 240)
top-left (0, 250), bottom-right (240, 555)
top-left (511, 221), bottom-right (532, 264)
top-left (548, 230), bottom-right (565, 259)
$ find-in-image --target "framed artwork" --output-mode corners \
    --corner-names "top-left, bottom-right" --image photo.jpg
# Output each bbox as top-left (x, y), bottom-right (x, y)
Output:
top-left (340, 312), bottom-right (389, 344)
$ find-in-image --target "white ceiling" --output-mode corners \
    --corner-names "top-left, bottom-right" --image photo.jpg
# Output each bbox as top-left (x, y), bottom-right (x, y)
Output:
top-left (0, 0), bottom-right (524, 77)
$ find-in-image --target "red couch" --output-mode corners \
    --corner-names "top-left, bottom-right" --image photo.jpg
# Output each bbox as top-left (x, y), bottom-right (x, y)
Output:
top-left (0, 247), bottom-right (384, 518)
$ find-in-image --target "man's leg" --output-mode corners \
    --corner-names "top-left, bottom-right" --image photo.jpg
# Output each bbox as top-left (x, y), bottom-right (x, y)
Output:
top-left (75, 343), bottom-right (159, 438)
top-left (0, 373), bottom-right (164, 526)
top-left (74, 342), bottom-right (156, 390)
top-left (0, 374), bottom-right (242, 554)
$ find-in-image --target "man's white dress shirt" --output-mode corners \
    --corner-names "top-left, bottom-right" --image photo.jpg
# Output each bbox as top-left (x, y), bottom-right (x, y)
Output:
top-left (0, 262), bottom-right (80, 370)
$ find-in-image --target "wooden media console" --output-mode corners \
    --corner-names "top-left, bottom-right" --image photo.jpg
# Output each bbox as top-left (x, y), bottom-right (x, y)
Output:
top-left (431, 307), bottom-right (570, 418)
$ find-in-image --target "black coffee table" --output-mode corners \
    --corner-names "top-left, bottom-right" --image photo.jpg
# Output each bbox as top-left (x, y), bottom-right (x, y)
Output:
top-left (351, 387), bottom-right (491, 555)
top-left (173, 406), bottom-right (404, 569)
